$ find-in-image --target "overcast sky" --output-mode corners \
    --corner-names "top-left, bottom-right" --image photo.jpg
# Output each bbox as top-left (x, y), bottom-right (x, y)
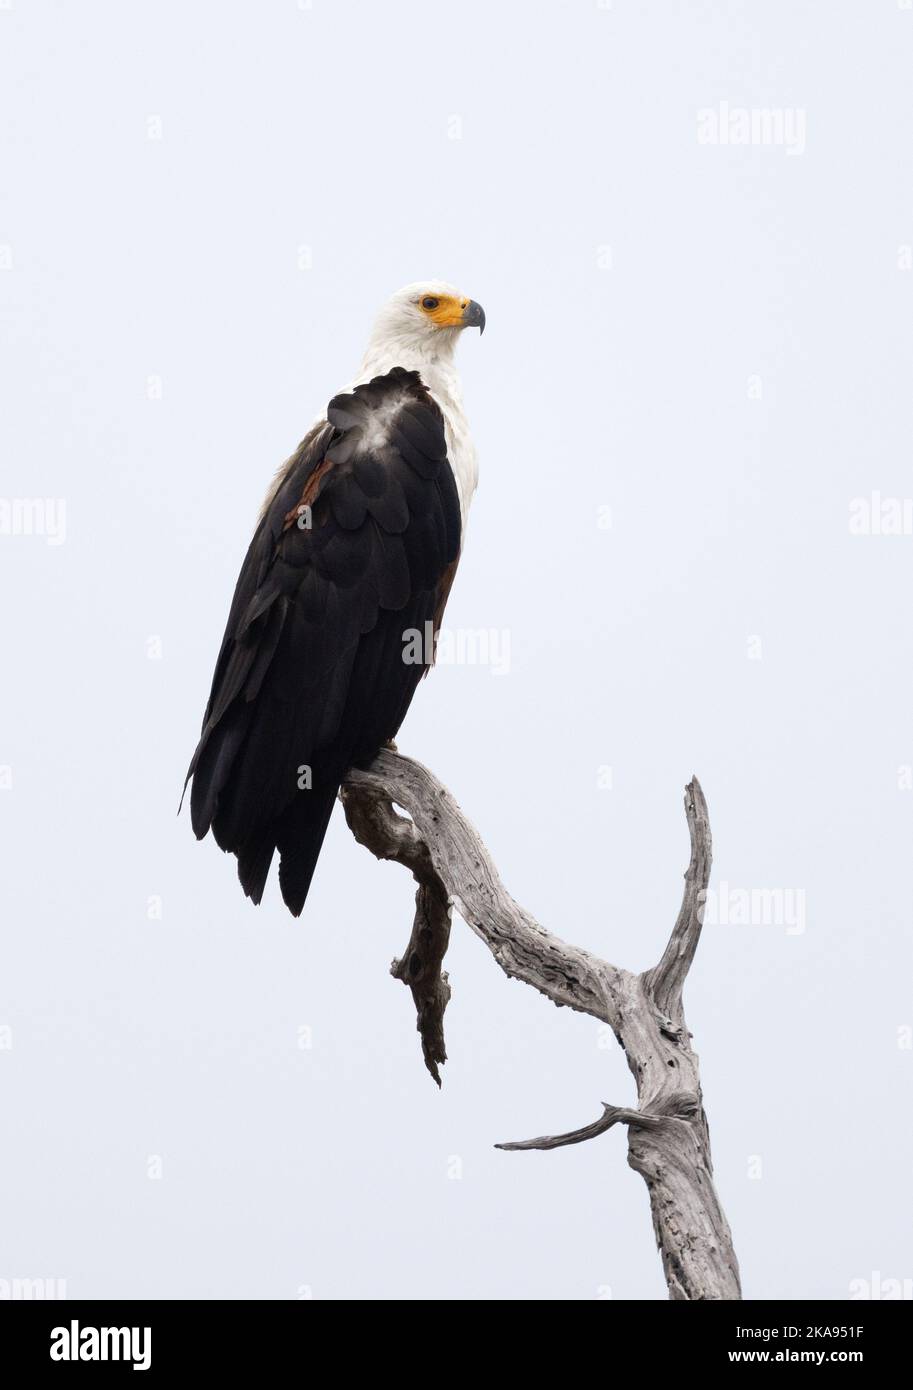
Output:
top-left (1, 0), bottom-right (911, 1300)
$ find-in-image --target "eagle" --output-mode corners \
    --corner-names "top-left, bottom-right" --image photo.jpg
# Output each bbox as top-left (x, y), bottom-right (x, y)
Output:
top-left (184, 282), bottom-right (485, 915)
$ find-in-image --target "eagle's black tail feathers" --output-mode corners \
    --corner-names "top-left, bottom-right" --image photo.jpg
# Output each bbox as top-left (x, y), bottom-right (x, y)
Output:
top-left (274, 784), bottom-right (339, 917)
top-left (190, 715), bottom-right (339, 913)
top-left (229, 787), bottom-right (338, 914)
top-left (236, 828), bottom-right (276, 906)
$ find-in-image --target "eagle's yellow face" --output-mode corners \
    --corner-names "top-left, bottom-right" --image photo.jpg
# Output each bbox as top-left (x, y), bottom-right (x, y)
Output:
top-left (417, 291), bottom-right (471, 328)
top-left (414, 287), bottom-right (486, 334)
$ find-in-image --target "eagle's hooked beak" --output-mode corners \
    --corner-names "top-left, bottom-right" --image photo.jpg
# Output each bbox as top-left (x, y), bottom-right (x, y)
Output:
top-left (461, 299), bottom-right (486, 334)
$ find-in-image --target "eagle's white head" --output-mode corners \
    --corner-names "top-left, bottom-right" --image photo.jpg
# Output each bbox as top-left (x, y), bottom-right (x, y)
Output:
top-left (363, 280), bottom-right (485, 369)
top-left (351, 281), bottom-right (483, 526)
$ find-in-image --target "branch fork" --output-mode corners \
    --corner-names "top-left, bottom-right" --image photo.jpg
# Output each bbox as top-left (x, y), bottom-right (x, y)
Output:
top-left (340, 752), bottom-right (740, 1300)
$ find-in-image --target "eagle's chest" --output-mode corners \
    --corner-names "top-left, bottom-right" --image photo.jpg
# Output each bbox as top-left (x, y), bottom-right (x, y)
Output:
top-left (419, 367), bottom-right (477, 535)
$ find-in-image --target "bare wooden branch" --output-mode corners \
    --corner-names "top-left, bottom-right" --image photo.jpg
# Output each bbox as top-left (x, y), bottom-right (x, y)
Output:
top-left (496, 1103), bottom-right (645, 1151)
top-left (341, 784), bottom-right (452, 1084)
top-left (341, 748), bottom-right (628, 1026)
top-left (496, 1091), bottom-right (700, 1151)
top-left (642, 777), bottom-right (712, 1019)
top-left (340, 751), bottom-right (741, 1301)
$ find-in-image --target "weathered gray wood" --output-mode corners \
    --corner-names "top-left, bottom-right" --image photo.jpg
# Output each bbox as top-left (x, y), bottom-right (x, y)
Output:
top-left (340, 750), bottom-right (741, 1301)
top-left (341, 782), bottom-right (452, 1083)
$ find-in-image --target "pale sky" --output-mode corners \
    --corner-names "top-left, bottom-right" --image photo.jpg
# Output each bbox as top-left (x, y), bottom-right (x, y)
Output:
top-left (1, 0), bottom-right (911, 1299)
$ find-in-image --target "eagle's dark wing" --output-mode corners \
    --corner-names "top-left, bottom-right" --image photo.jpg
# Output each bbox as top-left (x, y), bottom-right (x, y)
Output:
top-left (185, 367), bottom-right (462, 915)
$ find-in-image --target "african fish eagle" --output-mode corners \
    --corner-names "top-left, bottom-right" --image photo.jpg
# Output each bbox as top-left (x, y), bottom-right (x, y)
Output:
top-left (184, 282), bottom-right (485, 915)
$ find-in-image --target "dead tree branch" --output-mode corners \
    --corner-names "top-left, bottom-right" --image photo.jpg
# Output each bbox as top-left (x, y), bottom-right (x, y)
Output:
top-left (339, 749), bottom-right (741, 1300)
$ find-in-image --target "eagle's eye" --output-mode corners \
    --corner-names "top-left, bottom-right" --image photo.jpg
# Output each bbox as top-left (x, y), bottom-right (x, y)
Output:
top-left (421, 296), bottom-right (440, 310)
